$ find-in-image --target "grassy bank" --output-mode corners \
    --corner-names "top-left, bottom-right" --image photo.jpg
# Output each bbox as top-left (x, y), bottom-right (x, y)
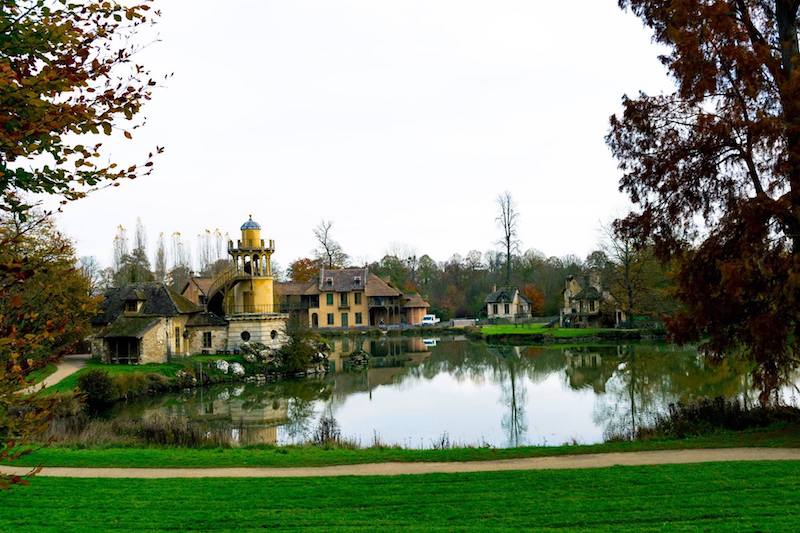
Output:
top-left (43, 354), bottom-right (245, 395)
top-left (477, 324), bottom-right (647, 344)
top-left (24, 363), bottom-right (58, 386)
top-left (13, 424), bottom-right (800, 468)
top-left (2, 461), bottom-right (799, 531)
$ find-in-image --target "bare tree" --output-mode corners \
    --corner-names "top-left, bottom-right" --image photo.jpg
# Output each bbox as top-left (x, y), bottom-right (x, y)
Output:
top-left (495, 191), bottom-right (520, 285)
top-left (154, 232), bottom-right (167, 282)
top-left (112, 225), bottom-right (128, 274)
top-left (134, 217), bottom-right (147, 253)
top-left (600, 223), bottom-right (666, 324)
top-left (78, 256), bottom-right (103, 296)
top-left (313, 220), bottom-right (348, 269)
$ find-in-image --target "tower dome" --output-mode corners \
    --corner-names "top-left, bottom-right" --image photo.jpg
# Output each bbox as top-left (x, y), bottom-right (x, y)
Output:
top-left (240, 215), bottom-right (261, 231)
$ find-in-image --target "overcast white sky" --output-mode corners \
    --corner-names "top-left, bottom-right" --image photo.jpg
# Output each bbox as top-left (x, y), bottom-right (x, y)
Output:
top-left (51, 1), bottom-right (673, 269)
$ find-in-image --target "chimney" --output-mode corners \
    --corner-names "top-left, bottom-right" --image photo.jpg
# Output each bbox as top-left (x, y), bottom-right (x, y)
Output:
top-left (589, 270), bottom-right (601, 290)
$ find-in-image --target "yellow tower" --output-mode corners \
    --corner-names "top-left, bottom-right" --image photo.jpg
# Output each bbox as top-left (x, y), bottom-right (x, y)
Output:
top-left (227, 215), bottom-right (275, 314)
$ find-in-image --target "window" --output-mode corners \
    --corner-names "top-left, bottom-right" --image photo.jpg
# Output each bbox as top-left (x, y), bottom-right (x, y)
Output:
top-left (326, 293), bottom-right (334, 306)
top-left (504, 304), bottom-right (510, 315)
top-left (492, 304), bottom-right (498, 314)
top-left (354, 292), bottom-right (362, 305)
top-left (202, 331), bottom-right (212, 349)
top-left (340, 293), bottom-right (348, 306)
top-left (355, 312), bottom-right (363, 325)
top-left (125, 300), bottom-right (139, 312)
top-left (240, 331), bottom-right (251, 341)
top-left (341, 313), bottom-right (349, 327)
top-left (590, 300), bottom-right (596, 312)
top-left (326, 277), bottom-right (333, 286)
top-left (327, 313), bottom-right (334, 325)
top-left (175, 327), bottom-right (181, 352)
top-left (354, 276), bottom-right (361, 286)
top-left (270, 329), bottom-right (278, 340)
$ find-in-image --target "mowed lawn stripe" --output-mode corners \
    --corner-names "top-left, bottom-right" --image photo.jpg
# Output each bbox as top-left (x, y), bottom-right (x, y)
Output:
top-left (2, 462), bottom-right (799, 531)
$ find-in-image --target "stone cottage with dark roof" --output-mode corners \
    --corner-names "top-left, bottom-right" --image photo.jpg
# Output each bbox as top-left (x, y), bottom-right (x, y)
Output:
top-left (485, 286), bottom-right (532, 320)
top-left (91, 282), bottom-right (228, 364)
top-left (560, 272), bottom-right (625, 328)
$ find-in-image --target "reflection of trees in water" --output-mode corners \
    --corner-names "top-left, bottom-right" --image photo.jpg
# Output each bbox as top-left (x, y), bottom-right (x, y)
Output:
top-left (590, 344), bottom-right (754, 439)
top-left (491, 346), bottom-right (528, 447)
top-left (110, 339), bottom-right (767, 446)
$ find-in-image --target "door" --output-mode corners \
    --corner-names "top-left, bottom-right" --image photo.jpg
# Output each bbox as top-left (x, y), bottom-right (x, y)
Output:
top-left (341, 313), bottom-right (349, 328)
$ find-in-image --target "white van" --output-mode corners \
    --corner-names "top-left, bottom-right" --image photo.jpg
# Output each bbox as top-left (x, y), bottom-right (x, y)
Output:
top-left (420, 314), bottom-right (440, 326)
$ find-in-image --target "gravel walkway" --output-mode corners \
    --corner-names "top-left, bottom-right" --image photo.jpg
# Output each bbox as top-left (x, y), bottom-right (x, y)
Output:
top-left (2, 447), bottom-right (799, 478)
top-left (17, 353), bottom-right (90, 395)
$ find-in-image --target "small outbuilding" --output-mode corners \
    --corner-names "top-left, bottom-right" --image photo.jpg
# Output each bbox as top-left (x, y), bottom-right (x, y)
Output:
top-left (91, 282), bottom-right (228, 364)
top-left (485, 286), bottom-right (532, 320)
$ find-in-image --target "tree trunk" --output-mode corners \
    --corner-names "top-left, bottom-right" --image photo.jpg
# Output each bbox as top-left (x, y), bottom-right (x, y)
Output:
top-left (776, 1), bottom-right (800, 253)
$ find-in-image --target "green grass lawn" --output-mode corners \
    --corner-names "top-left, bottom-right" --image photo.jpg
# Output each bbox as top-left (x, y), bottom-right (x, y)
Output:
top-left (23, 363), bottom-right (57, 386)
top-left (43, 355), bottom-right (243, 394)
top-left (481, 323), bottom-right (631, 338)
top-left (2, 461), bottom-right (799, 531)
top-left (14, 424), bottom-right (800, 469)
top-left (43, 360), bottom-right (185, 394)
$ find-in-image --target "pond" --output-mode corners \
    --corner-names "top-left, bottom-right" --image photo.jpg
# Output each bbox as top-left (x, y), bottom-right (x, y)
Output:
top-left (105, 336), bottom-right (799, 448)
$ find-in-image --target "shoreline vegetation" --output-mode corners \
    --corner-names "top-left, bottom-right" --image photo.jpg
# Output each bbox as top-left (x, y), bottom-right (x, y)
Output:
top-left (12, 423), bottom-right (800, 469)
top-left (13, 398), bottom-right (800, 469)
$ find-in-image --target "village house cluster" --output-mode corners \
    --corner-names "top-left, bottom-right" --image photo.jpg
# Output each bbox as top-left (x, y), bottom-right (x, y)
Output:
top-left (89, 214), bottom-right (627, 365)
top-left (89, 216), bottom-right (431, 364)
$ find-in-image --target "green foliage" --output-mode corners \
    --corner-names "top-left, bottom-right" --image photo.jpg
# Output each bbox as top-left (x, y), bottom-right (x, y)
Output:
top-left (112, 373), bottom-right (170, 400)
top-left (76, 370), bottom-right (114, 410)
top-left (0, 0), bottom-right (161, 214)
top-left (274, 317), bottom-right (325, 375)
top-left (635, 399), bottom-right (800, 441)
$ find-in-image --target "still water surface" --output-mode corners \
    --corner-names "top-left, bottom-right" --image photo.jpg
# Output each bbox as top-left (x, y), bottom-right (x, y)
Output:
top-left (107, 336), bottom-right (798, 448)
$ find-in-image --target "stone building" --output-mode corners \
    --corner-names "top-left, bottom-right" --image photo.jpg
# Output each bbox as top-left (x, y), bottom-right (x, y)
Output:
top-left (484, 286), bottom-right (532, 320)
top-left (90, 283), bottom-right (221, 364)
top-left (92, 215), bottom-right (290, 363)
top-left (560, 272), bottom-right (625, 328)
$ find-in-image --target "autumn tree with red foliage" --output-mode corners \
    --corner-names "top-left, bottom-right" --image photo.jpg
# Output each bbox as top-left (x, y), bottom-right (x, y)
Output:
top-left (288, 257), bottom-right (321, 282)
top-left (521, 284), bottom-right (545, 316)
top-left (0, 0), bottom-right (161, 488)
top-left (608, 0), bottom-right (800, 401)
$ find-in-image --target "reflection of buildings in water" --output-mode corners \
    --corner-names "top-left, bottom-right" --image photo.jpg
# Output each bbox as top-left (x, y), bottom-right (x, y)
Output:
top-left (156, 393), bottom-right (289, 446)
top-left (322, 336), bottom-right (435, 406)
top-left (564, 349), bottom-right (613, 393)
top-left (326, 336), bottom-right (431, 374)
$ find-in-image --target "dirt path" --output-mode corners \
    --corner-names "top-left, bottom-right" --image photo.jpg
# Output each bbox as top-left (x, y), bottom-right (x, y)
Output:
top-left (2, 448), bottom-right (799, 479)
top-left (17, 353), bottom-right (91, 395)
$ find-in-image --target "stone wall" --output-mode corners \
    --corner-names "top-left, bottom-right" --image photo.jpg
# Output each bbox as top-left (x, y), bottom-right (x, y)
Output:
top-left (186, 325), bottom-right (228, 354)
top-left (226, 314), bottom-right (288, 351)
